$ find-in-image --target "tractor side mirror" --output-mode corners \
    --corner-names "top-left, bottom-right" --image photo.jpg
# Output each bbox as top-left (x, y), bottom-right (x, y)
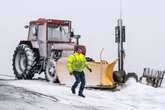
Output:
top-left (24, 25), bottom-right (29, 29)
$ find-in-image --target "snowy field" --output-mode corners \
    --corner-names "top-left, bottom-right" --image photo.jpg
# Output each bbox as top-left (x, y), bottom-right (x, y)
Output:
top-left (0, 74), bottom-right (165, 110)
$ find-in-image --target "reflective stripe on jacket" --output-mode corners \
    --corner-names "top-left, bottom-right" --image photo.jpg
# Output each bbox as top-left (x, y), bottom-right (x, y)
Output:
top-left (67, 52), bottom-right (88, 73)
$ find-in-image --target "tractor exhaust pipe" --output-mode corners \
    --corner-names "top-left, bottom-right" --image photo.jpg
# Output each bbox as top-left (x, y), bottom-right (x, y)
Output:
top-left (73, 35), bottom-right (81, 45)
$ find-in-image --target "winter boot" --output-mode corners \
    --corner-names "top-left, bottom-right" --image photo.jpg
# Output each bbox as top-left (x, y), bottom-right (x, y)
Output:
top-left (71, 88), bottom-right (76, 94)
top-left (78, 93), bottom-right (85, 98)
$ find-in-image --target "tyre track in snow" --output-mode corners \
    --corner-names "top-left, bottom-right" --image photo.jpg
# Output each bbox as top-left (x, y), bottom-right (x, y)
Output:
top-left (0, 84), bottom-right (58, 102)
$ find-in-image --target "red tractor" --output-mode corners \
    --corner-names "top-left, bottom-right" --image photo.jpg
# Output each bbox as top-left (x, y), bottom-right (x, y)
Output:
top-left (12, 18), bottom-right (81, 82)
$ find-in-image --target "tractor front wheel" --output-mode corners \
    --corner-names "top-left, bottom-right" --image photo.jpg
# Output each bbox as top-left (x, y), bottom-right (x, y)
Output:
top-left (45, 59), bottom-right (57, 83)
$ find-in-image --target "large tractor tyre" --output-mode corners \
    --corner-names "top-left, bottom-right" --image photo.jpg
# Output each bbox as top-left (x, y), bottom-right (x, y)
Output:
top-left (12, 44), bottom-right (36, 79)
top-left (45, 59), bottom-right (58, 83)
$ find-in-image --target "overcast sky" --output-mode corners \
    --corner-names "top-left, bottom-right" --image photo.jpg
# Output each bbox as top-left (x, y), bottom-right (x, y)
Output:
top-left (0, 0), bottom-right (165, 75)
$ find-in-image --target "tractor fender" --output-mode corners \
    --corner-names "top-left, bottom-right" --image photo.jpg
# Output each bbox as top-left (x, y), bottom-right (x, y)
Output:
top-left (19, 40), bottom-right (40, 58)
top-left (19, 40), bottom-right (39, 49)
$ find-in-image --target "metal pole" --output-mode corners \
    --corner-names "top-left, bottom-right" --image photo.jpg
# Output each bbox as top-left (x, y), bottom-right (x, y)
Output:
top-left (117, 35), bottom-right (120, 71)
top-left (117, 19), bottom-right (124, 71)
top-left (118, 0), bottom-right (124, 71)
top-left (120, 0), bottom-right (122, 19)
top-left (114, 0), bottom-right (126, 83)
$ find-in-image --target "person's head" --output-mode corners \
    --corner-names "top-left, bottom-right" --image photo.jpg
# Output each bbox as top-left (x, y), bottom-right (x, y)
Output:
top-left (77, 47), bottom-right (83, 54)
top-left (74, 45), bottom-right (86, 55)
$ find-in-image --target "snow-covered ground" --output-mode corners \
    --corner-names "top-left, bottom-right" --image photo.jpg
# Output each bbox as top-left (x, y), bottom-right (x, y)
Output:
top-left (0, 75), bottom-right (165, 110)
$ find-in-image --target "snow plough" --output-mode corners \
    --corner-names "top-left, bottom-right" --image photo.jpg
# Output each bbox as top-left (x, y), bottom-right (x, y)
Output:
top-left (12, 18), bottom-right (137, 88)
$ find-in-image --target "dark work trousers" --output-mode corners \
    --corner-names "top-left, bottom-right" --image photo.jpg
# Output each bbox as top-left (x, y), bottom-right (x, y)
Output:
top-left (72, 71), bottom-right (86, 94)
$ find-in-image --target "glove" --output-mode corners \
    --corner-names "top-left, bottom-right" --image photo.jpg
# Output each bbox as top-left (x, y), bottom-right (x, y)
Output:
top-left (88, 68), bottom-right (92, 72)
top-left (69, 72), bottom-right (73, 75)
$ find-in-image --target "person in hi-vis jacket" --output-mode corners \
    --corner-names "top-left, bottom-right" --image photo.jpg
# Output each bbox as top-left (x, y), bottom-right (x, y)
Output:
top-left (67, 47), bottom-right (92, 98)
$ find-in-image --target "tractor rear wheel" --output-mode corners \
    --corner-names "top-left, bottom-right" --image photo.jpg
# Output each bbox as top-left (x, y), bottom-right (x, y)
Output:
top-left (12, 44), bottom-right (36, 79)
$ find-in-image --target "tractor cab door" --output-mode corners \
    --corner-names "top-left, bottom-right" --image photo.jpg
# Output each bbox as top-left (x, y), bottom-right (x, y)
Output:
top-left (28, 24), bottom-right (47, 57)
top-left (28, 24), bottom-right (38, 41)
top-left (38, 24), bottom-right (47, 57)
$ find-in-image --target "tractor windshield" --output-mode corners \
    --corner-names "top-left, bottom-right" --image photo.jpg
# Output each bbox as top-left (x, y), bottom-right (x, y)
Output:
top-left (48, 24), bottom-right (70, 42)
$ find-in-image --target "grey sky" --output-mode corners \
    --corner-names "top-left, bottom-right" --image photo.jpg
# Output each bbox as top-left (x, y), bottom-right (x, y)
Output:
top-left (0, 0), bottom-right (165, 75)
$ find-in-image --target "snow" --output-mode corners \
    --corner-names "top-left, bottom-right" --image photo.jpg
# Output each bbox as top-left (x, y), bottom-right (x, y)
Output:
top-left (0, 75), bottom-right (165, 110)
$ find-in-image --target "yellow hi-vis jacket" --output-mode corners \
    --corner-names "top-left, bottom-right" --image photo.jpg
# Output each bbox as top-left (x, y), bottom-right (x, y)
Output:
top-left (67, 52), bottom-right (88, 73)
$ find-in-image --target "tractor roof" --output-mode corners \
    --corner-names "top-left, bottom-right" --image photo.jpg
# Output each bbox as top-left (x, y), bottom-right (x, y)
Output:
top-left (30, 18), bottom-right (71, 25)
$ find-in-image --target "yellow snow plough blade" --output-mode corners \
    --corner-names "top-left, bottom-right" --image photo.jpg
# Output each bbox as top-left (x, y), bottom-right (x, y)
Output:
top-left (101, 59), bottom-right (118, 86)
top-left (56, 58), bottom-right (118, 88)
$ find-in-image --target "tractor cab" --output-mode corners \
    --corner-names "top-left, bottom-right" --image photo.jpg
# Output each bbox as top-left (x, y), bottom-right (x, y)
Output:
top-left (27, 18), bottom-right (76, 58)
